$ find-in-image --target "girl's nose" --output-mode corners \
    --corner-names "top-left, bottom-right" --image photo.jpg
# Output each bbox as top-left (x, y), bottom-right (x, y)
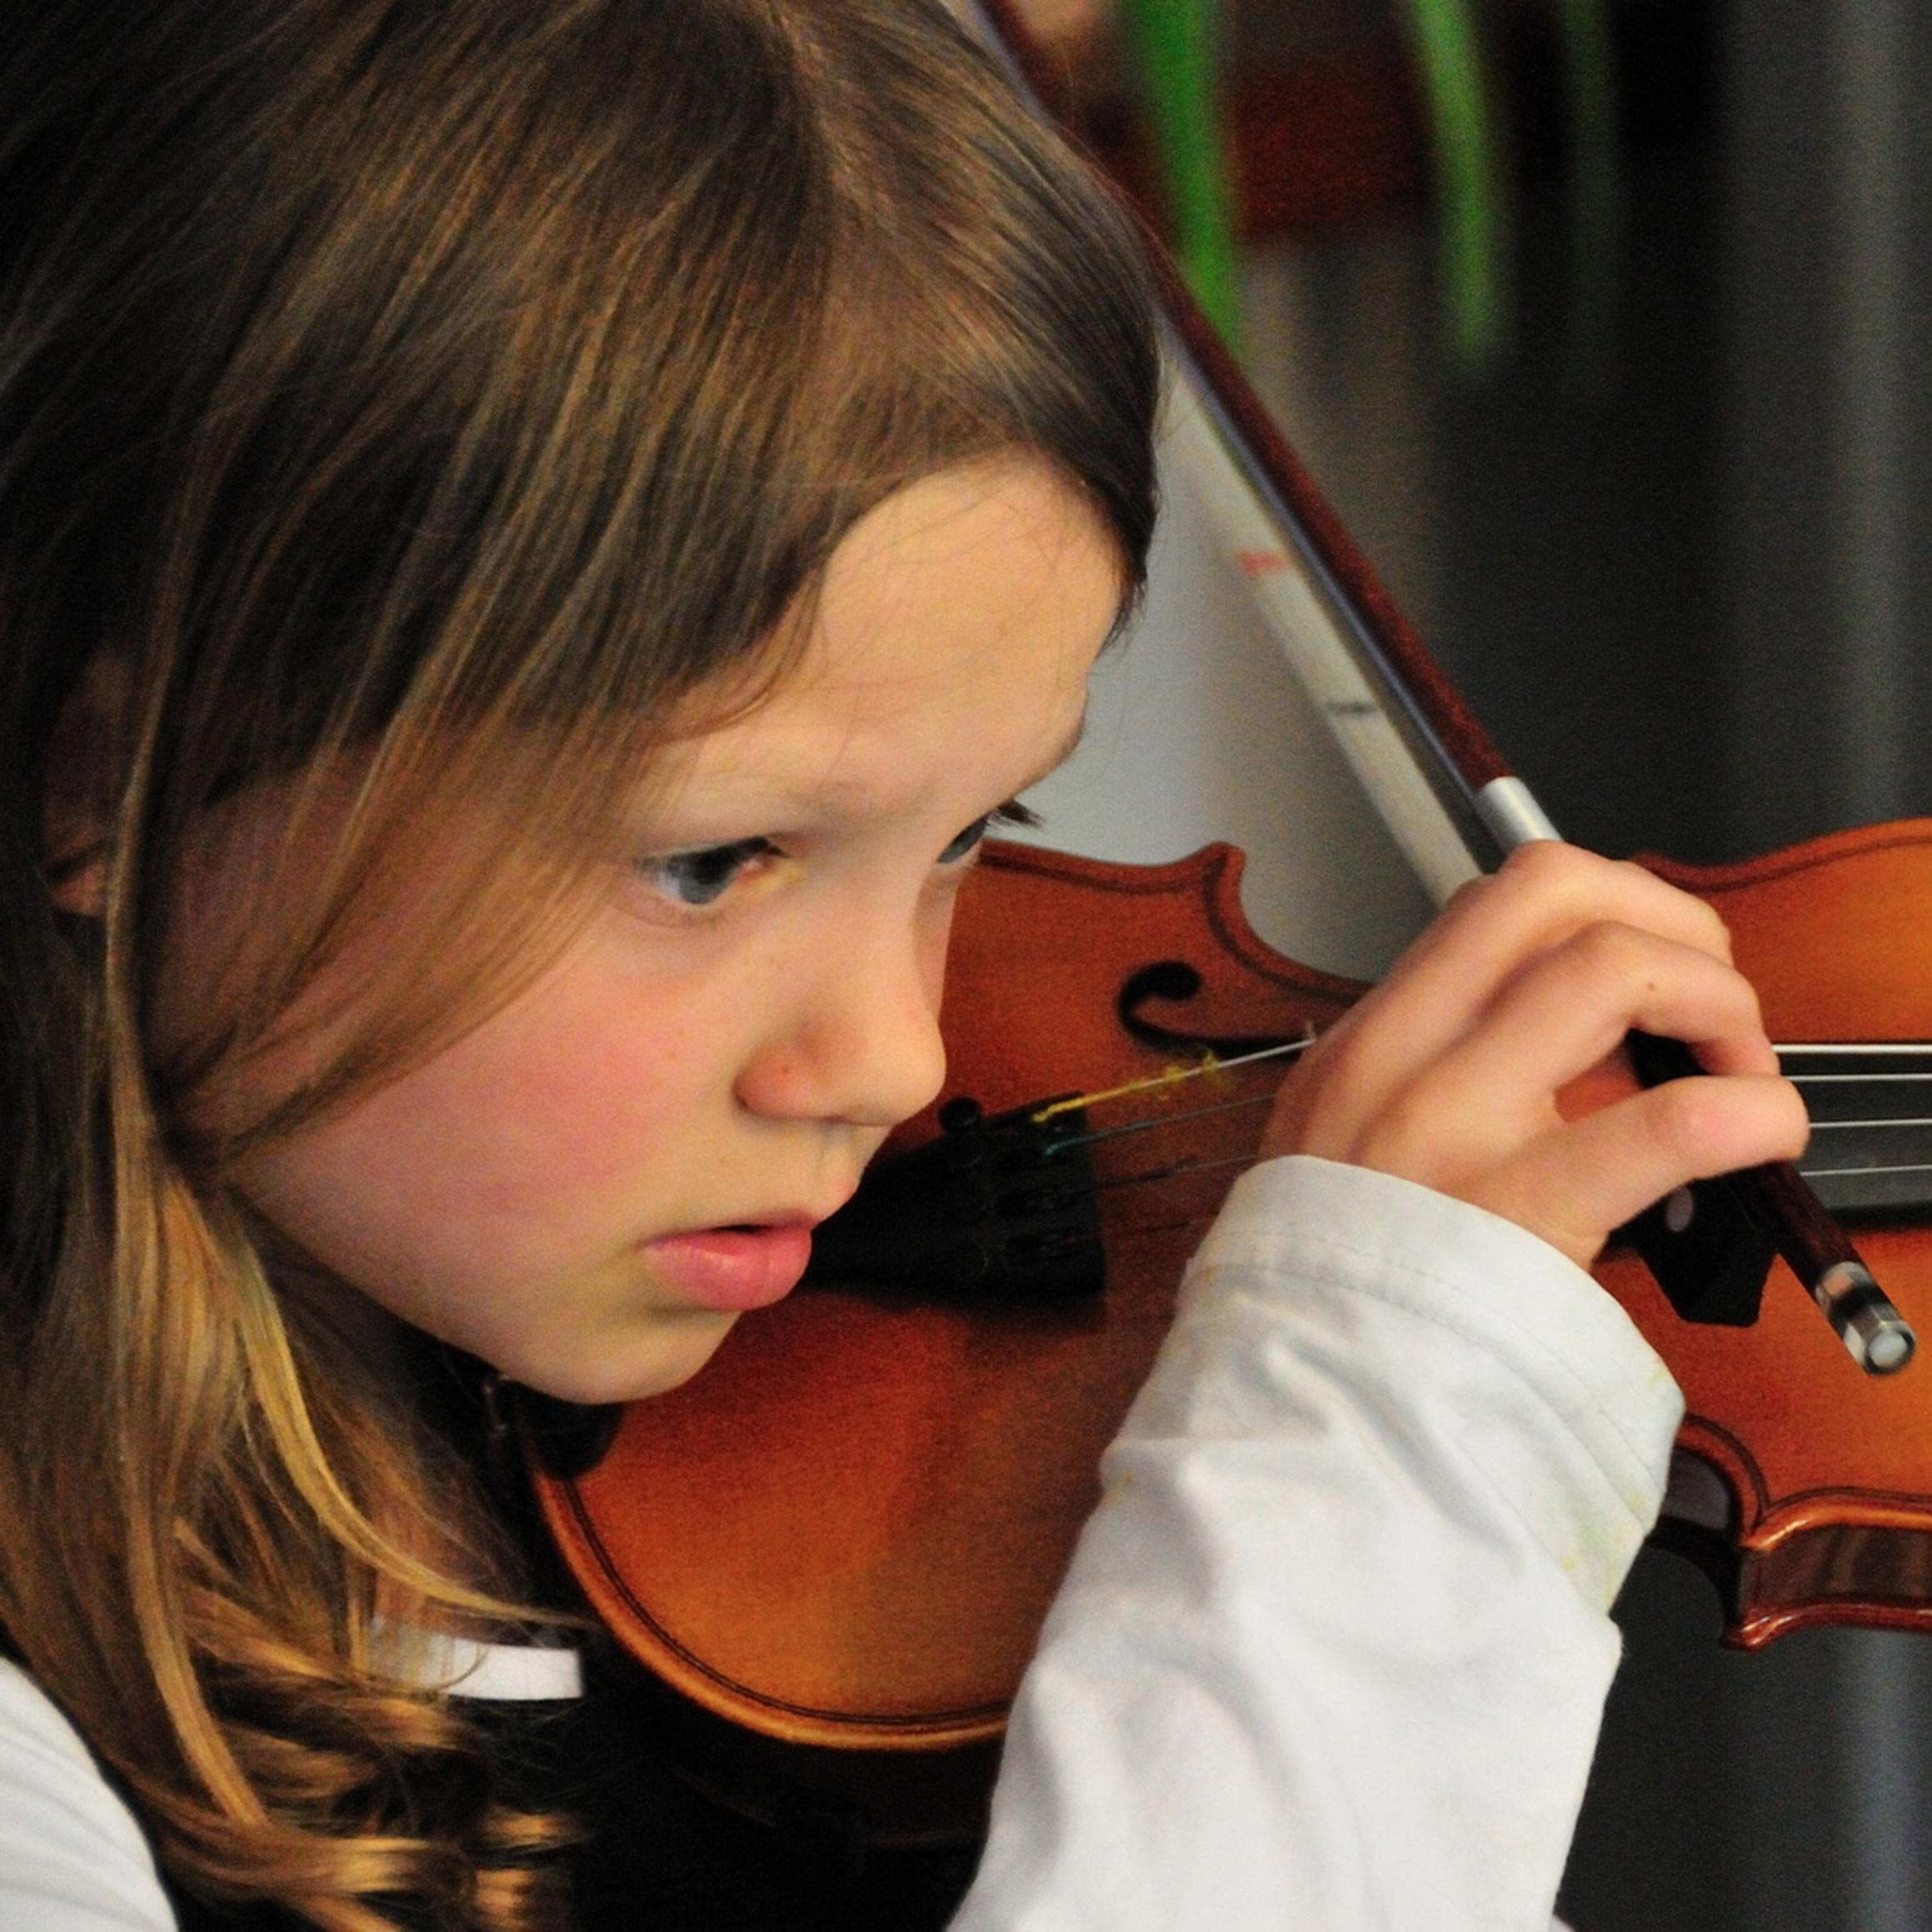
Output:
top-left (733, 918), bottom-right (949, 1129)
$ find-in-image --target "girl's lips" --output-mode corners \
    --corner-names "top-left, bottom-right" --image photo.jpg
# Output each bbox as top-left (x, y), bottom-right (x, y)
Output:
top-left (642, 1224), bottom-right (814, 1312)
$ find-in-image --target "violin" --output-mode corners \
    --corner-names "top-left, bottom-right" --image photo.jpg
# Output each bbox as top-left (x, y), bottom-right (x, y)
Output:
top-left (526, 825), bottom-right (1932, 1830)
top-left (522, 0), bottom-right (1932, 1847)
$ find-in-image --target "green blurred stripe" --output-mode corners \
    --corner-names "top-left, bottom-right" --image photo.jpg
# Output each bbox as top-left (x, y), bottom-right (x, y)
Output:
top-left (1403, 0), bottom-right (1509, 367)
top-left (1121, 0), bottom-right (1243, 348)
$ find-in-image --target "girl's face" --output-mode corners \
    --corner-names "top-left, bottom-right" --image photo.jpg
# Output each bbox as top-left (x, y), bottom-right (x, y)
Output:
top-left (226, 459), bottom-right (1122, 1402)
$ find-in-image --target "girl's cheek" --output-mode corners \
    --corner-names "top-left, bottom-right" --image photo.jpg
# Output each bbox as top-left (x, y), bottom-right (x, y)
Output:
top-left (241, 968), bottom-right (711, 1276)
top-left (387, 976), bottom-right (711, 1207)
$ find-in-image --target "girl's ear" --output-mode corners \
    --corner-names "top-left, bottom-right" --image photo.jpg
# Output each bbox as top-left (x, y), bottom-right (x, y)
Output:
top-left (43, 654), bottom-right (129, 919)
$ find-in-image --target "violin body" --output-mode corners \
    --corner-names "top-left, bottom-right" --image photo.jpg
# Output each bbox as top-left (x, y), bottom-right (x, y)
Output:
top-left (530, 821), bottom-right (1932, 1808)
top-left (1610, 819), bottom-right (1932, 1645)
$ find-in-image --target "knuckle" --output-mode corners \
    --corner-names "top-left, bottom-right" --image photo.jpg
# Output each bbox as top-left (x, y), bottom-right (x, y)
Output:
top-left (1361, 1086), bottom-right (1432, 1165)
top-left (1498, 839), bottom-right (1585, 893)
top-left (1612, 857), bottom-right (1733, 957)
top-left (1359, 1076), bottom-right (1485, 1189)
top-left (1565, 921), bottom-right (1651, 998)
top-left (1440, 870), bottom-right (1497, 920)
top-left (1691, 899), bottom-right (1735, 960)
top-left (1729, 971), bottom-right (1767, 1035)
top-left (1651, 875), bottom-right (1732, 957)
top-left (1495, 846), bottom-right (1738, 963)
top-left (1649, 1077), bottom-right (1731, 1166)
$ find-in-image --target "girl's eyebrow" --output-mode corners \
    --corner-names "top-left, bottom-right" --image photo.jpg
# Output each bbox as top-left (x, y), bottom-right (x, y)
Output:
top-left (676, 703), bottom-right (1091, 824)
top-left (800, 702), bottom-right (1088, 811)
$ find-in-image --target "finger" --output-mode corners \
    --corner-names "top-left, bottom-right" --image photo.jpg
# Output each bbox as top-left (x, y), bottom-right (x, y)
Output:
top-left (1348, 924), bottom-right (1780, 1182)
top-left (1460, 1072), bottom-right (1811, 1270)
top-left (1381, 844), bottom-right (1735, 1028)
top-left (1415, 919), bottom-right (1782, 1132)
top-left (1266, 906), bottom-right (1775, 1168)
top-left (1296, 844), bottom-right (1742, 1135)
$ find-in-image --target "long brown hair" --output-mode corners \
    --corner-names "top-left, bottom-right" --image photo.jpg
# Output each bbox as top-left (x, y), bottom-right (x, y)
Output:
top-left (0, 1), bottom-right (1158, 1925)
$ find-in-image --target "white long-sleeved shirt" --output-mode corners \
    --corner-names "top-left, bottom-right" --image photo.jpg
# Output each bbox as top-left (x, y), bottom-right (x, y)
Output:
top-left (954, 1156), bottom-right (1681, 1930)
top-left (0, 1156), bottom-right (1682, 1930)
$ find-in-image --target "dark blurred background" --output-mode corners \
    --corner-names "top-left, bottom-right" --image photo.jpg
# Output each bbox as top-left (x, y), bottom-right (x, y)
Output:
top-left (1014, 2), bottom-right (1932, 1928)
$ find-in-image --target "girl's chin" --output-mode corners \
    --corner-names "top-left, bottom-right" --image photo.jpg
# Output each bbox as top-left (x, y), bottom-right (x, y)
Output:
top-left (501, 1305), bottom-right (741, 1409)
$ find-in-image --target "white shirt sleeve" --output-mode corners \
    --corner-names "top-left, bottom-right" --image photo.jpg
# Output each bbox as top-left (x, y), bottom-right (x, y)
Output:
top-left (0, 1661), bottom-right (176, 1932)
top-left (953, 1155), bottom-right (1684, 1932)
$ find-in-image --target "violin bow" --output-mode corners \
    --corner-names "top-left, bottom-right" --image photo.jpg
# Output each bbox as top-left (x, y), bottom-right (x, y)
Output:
top-left (964, 0), bottom-right (1915, 1375)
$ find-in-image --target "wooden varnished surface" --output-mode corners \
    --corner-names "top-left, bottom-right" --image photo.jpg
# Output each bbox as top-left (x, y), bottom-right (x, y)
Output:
top-left (537, 822), bottom-right (1932, 1756)
top-left (1607, 819), bottom-right (1932, 1642)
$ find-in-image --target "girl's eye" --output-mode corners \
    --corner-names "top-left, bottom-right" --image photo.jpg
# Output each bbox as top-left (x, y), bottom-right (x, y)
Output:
top-left (637, 837), bottom-right (776, 908)
top-left (937, 800), bottom-right (1040, 866)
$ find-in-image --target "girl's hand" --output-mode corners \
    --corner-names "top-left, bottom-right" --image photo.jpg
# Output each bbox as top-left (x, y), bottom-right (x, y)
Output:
top-left (1260, 841), bottom-right (1811, 1271)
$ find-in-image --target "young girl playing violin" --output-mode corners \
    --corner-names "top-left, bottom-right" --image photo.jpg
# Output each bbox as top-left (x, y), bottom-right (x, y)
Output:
top-left (0, 2), bottom-right (1805, 1928)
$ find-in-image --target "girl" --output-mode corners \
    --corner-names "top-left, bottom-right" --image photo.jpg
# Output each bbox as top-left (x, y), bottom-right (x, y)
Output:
top-left (0, 1), bottom-right (1804, 1927)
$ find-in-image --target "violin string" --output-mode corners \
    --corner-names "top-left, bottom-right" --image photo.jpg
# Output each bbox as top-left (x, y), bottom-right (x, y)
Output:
top-left (1091, 1153), bottom-right (1932, 1228)
top-left (1080, 1137), bottom-right (1932, 1219)
top-left (1051, 1043), bottom-right (1932, 1225)
top-left (1043, 1081), bottom-right (1932, 1174)
top-left (1075, 1124), bottom-right (1932, 1212)
top-left (1089, 1150), bottom-right (1262, 1194)
top-left (1779, 1042), bottom-right (1932, 1056)
top-left (1791, 1075), bottom-right (1932, 1086)
top-left (1035, 1043), bottom-right (1932, 1157)
top-left (1091, 1148), bottom-right (1932, 1192)
top-left (1031, 1044), bottom-right (1932, 1196)
top-left (1027, 1035), bottom-right (1312, 1127)
top-left (1042, 1086), bottom-right (1281, 1156)
top-left (1099, 1159), bottom-right (1932, 1227)
top-left (1800, 1159), bottom-right (1932, 1180)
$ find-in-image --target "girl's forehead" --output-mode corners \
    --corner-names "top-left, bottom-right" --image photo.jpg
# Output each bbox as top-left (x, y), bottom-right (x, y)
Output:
top-left (642, 461), bottom-right (1117, 823)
